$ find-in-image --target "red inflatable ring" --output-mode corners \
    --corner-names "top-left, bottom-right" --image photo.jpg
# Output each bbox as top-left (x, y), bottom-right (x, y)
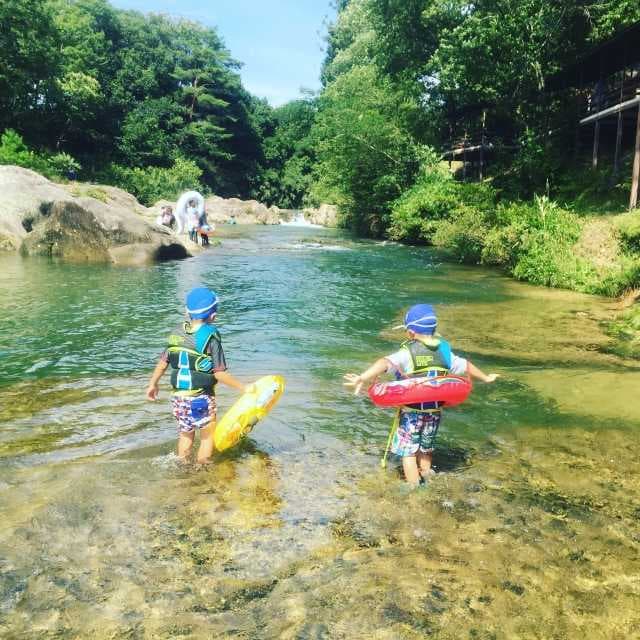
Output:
top-left (368, 375), bottom-right (472, 408)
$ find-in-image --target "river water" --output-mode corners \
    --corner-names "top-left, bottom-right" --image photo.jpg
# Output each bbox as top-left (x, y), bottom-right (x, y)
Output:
top-left (0, 225), bottom-right (639, 639)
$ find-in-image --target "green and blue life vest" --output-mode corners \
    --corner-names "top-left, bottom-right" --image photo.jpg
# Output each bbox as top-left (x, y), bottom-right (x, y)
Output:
top-left (397, 336), bottom-right (454, 411)
top-left (398, 336), bottom-right (453, 379)
top-left (166, 322), bottom-right (221, 395)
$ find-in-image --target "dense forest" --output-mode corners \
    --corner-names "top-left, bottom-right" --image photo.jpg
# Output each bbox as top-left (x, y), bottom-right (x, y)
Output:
top-left (0, 0), bottom-right (316, 207)
top-left (3, 0), bottom-right (640, 295)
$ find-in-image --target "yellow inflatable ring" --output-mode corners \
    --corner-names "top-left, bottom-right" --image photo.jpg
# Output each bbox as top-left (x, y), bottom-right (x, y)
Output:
top-left (214, 375), bottom-right (285, 452)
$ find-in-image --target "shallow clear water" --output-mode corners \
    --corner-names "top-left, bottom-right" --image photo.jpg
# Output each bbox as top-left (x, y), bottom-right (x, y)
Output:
top-left (0, 226), bottom-right (639, 639)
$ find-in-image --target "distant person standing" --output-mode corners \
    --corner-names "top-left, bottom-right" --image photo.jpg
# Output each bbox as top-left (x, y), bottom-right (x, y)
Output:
top-left (186, 200), bottom-right (200, 242)
top-left (198, 207), bottom-right (214, 246)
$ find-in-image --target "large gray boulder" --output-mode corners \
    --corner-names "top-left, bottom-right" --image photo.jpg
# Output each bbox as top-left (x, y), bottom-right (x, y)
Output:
top-left (204, 195), bottom-right (282, 224)
top-left (0, 166), bottom-right (73, 250)
top-left (303, 204), bottom-right (339, 227)
top-left (0, 166), bottom-right (190, 265)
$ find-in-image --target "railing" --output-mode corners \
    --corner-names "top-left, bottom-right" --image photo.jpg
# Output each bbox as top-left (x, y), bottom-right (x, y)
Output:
top-left (443, 132), bottom-right (514, 159)
top-left (582, 68), bottom-right (640, 118)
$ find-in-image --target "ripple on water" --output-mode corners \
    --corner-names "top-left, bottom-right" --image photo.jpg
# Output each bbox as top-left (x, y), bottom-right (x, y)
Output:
top-left (0, 227), bottom-right (638, 638)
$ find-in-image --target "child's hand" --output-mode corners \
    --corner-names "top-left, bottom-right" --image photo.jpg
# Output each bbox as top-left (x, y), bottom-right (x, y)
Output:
top-left (484, 373), bottom-right (500, 383)
top-left (343, 373), bottom-right (364, 395)
top-left (244, 383), bottom-right (257, 394)
top-left (146, 383), bottom-right (159, 401)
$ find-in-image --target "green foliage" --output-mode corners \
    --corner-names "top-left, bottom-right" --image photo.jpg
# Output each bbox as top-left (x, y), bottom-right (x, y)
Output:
top-left (388, 168), bottom-right (495, 243)
top-left (255, 98), bottom-right (318, 208)
top-left (106, 157), bottom-right (204, 206)
top-left (0, 130), bottom-right (50, 175)
top-left (3, 1), bottom-right (265, 199)
top-left (47, 153), bottom-right (81, 176)
top-left (0, 0), bottom-right (59, 132)
top-left (615, 211), bottom-right (640, 253)
top-left (552, 165), bottom-right (631, 216)
top-left (484, 197), bottom-right (596, 289)
top-left (0, 129), bottom-right (80, 179)
top-left (432, 205), bottom-right (490, 264)
top-left (595, 256), bottom-right (640, 297)
top-left (312, 63), bottom-right (424, 235)
top-left (605, 303), bottom-right (640, 358)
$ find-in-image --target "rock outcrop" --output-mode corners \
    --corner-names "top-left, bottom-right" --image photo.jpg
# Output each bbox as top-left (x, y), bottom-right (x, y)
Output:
top-left (204, 195), bottom-right (282, 225)
top-left (303, 204), bottom-right (339, 228)
top-left (0, 165), bottom-right (73, 250)
top-left (148, 196), bottom-right (339, 227)
top-left (0, 166), bottom-right (190, 265)
top-left (148, 195), bottom-right (282, 225)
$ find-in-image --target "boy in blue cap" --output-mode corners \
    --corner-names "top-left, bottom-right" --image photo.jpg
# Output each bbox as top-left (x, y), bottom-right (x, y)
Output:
top-left (146, 286), bottom-right (249, 463)
top-left (344, 304), bottom-right (498, 485)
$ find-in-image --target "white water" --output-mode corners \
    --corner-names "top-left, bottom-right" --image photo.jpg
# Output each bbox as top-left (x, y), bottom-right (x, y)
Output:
top-left (279, 211), bottom-right (323, 227)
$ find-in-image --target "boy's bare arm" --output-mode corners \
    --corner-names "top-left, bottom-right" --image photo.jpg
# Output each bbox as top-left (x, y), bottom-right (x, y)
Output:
top-left (146, 359), bottom-right (169, 400)
top-left (343, 358), bottom-right (390, 395)
top-left (214, 370), bottom-right (251, 393)
top-left (466, 361), bottom-right (499, 383)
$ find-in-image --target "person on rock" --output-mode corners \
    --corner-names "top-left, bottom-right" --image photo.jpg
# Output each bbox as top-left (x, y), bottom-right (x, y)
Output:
top-left (160, 206), bottom-right (175, 229)
top-left (343, 304), bottom-right (499, 486)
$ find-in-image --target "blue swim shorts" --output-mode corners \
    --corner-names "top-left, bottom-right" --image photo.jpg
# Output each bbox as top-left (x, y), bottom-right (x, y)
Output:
top-left (171, 394), bottom-right (216, 433)
top-left (390, 410), bottom-right (442, 457)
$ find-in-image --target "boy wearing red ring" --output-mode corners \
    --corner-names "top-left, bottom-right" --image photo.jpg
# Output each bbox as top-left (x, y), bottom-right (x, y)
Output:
top-left (344, 304), bottom-right (498, 485)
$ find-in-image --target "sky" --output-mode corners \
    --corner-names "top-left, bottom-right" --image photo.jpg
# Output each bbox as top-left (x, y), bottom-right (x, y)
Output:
top-left (110, 0), bottom-right (336, 106)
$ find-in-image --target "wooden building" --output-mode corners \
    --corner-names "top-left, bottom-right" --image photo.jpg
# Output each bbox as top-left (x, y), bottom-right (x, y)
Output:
top-left (556, 22), bottom-right (640, 209)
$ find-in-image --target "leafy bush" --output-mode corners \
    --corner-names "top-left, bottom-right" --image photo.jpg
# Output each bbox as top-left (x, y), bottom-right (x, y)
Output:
top-left (605, 303), bottom-right (640, 358)
top-left (0, 129), bottom-right (47, 173)
top-left (616, 210), bottom-right (640, 252)
top-left (388, 168), bottom-right (495, 243)
top-left (482, 197), bottom-right (593, 288)
top-left (47, 152), bottom-right (81, 176)
top-left (106, 157), bottom-right (204, 205)
top-left (432, 205), bottom-right (489, 263)
top-left (552, 165), bottom-right (631, 216)
top-left (595, 256), bottom-right (640, 297)
top-left (0, 129), bottom-right (81, 179)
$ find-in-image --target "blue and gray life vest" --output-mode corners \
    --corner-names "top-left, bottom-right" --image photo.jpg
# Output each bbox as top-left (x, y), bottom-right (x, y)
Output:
top-left (166, 322), bottom-right (220, 394)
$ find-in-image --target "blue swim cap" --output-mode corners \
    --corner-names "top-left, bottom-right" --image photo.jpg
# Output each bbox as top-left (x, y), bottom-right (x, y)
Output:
top-left (404, 304), bottom-right (437, 335)
top-left (186, 287), bottom-right (218, 319)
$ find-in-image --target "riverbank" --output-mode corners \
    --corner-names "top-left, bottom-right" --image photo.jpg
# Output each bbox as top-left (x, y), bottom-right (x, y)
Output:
top-left (358, 164), bottom-right (640, 357)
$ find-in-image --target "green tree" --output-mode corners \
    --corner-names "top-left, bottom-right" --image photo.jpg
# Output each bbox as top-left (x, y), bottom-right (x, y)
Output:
top-left (312, 64), bottom-right (424, 235)
top-left (0, 0), bottom-right (59, 133)
top-left (256, 97), bottom-right (318, 208)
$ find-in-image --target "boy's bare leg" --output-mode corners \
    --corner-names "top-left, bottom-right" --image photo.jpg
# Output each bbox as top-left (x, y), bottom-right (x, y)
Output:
top-left (197, 422), bottom-right (215, 464)
top-left (402, 456), bottom-right (421, 486)
top-left (178, 431), bottom-right (195, 460)
top-left (417, 451), bottom-right (434, 477)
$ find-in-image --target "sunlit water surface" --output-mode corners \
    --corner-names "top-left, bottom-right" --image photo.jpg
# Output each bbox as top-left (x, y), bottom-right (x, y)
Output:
top-left (0, 226), bottom-right (639, 639)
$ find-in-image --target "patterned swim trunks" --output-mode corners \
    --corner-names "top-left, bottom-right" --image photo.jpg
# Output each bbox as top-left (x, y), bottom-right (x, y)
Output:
top-left (390, 410), bottom-right (442, 457)
top-left (171, 394), bottom-right (216, 433)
